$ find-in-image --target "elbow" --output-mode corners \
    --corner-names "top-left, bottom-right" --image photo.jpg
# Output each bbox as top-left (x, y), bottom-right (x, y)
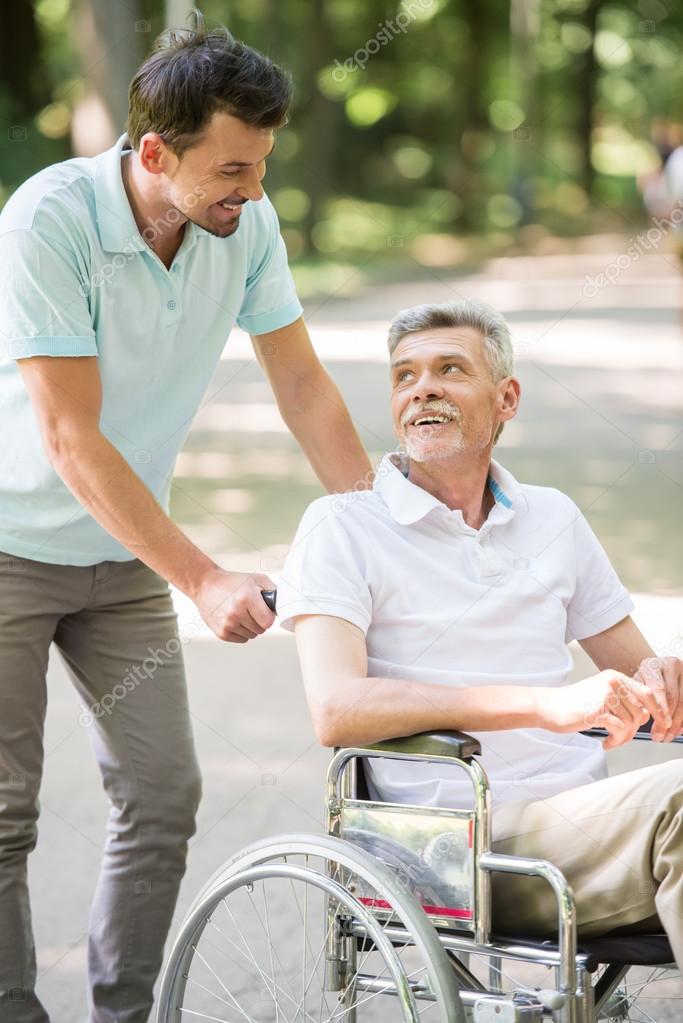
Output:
top-left (311, 699), bottom-right (348, 748)
top-left (42, 424), bottom-right (86, 468)
top-left (312, 713), bottom-right (341, 748)
top-left (43, 429), bottom-right (70, 468)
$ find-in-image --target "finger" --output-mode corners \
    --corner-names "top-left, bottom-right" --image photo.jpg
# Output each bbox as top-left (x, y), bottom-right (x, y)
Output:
top-left (634, 660), bottom-right (672, 723)
top-left (212, 596), bottom-right (268, 639)
top-left (607, 684), bottom-right (645, 730)
top-left (248, 582), bottom-right (277, 630)
top-left (623, 677), bottom-right (672, 727)
top-left (234, 606), bottom-right (267, 635)
top-left (253, 573), bottom-right (277, 592)
top-left (663, 706), bottom-right (683, 742)
top-left (597, 704), bottom-right (631, 733)
top-left (600, 714), bottom-right (632, 749)
top-left (245, 598), bottom-right (274, 632)
top-left (660, 659), bottom-right (683, 738)
top-left (221, 632), bottom-right (249, 644)
top-left (223, 620), bottom-right (259, 641)
top-left (635, 656), bottom-right (664, 686)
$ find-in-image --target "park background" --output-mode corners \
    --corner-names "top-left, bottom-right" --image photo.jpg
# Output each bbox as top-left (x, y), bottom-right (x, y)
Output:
top-left (1, 0), bottom-right (682, 1017)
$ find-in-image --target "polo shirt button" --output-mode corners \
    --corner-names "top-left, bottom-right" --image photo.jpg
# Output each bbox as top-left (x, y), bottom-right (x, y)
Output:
top-left (167, 299), bottom-right (177, 310)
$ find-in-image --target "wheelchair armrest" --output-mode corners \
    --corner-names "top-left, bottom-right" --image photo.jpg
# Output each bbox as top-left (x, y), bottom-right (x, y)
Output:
top-left (359, 729), bottom-right (481, 761)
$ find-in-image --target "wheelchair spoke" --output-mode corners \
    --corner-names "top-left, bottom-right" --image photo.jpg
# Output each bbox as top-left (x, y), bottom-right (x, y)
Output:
top-left (179, 1009), bottom-right (247, 1023)
top-left (160, 847), bottom-right (460, 1023)
top-left (260, 884), bottom-right (281, 1023)
top-left (183, 976), bottom-right (269, 1022)
top-left (201, 931), bottom-right (302, 1023)
top-left (214, 904), bottom-right (295, 1014)
top-left (206, 905), bottom-right (311, 1023)
top-left (244, 885), bottom-right (301, 1011)
top-left (591, 962), bottom-right (682, 1022)
top-left (188, 946), bottom-right (260, 1023)
top-left (211, 874), bottom-right (352, 1023)
top-left (287, 896), bottom-right (344, 1023)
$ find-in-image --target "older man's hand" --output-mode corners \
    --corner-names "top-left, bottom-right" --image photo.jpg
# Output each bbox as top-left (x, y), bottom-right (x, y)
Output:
top-left (634, 656), bottom-right (683, 741)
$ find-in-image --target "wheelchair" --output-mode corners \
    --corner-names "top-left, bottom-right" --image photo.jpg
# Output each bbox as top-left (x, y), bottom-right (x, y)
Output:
top-left (156, 717), bottom-right (682, 1023)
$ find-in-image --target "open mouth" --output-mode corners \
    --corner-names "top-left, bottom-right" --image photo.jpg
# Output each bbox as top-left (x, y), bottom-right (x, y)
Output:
top-left (214, 199), bottom-right (244, 215)
top-left (404, 413), bottom-right (458, 429)
top-left (409, 414), bottom-right (455, 428)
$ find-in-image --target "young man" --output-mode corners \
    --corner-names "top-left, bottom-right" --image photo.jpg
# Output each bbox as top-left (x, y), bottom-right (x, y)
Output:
top-left (0, 17), bottom-right (371, 1023)
top-left (277, 298), bottom-right (683, 967)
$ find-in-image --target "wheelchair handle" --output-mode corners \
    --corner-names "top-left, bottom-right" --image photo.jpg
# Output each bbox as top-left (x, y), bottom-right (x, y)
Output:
top-left (261, 588), bottom-right (277, 613)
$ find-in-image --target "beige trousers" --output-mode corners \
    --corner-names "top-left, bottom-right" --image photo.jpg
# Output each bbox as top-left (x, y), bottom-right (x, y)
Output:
top-left (490, 758), bottom-right (683, 969)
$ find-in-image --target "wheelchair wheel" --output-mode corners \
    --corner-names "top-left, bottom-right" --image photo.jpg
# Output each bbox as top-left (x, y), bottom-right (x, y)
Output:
top-left (594, 962), bottom-right (683, 1021)
top-left (157, 833), bottom-right (464, 1023)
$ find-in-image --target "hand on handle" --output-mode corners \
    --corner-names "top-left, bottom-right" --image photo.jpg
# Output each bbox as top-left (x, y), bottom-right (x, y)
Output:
top-left (192, 569), bottom-right (276, 643)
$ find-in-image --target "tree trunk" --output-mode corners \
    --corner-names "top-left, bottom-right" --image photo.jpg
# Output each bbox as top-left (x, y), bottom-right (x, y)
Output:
top-left (577, 0), bottom-right (603, 196)
top-left (73, 0), bottom-right (145, 143)
top-left (0, 0), bottom-right (50, 113)
top-left (299, 0), bottom-right (335, 253)
top-left (510, 0), bottom-right (540, 224)
top-left (454, 0), bottom-right (491, 231)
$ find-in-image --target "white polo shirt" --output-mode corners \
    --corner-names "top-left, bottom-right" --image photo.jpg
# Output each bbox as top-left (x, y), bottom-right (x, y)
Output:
top-left (277, 452), bottom-right (635, 811)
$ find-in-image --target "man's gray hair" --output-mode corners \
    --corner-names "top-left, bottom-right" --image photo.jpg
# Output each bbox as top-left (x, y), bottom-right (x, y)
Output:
top-left (387, 299), bottom-right (514, 381)
top-left (387, 299), bottom-right (515, 444)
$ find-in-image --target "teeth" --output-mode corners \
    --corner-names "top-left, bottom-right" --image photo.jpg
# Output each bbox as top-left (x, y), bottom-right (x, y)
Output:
top-left (218, 201), bottom-right (239, 210)
top-left (414, 415), bottom-right (450, 426)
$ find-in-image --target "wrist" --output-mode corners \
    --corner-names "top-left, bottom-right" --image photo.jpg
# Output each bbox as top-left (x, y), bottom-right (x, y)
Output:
top-left (181, 552), bottom-right (221, 601)
top-left (530, 687), bottom-right (556, 731)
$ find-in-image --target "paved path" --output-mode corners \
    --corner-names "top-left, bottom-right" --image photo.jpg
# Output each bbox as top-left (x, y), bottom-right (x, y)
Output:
top-left (31, 244), bottom-right (683, 1018)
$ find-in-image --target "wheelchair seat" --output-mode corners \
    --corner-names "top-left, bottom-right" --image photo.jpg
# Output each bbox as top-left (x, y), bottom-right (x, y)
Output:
top-left (492, 932), bottom-right (675, 972)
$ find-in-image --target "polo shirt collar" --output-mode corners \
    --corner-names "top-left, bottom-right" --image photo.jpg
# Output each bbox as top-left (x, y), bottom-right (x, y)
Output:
top-left (94, 133), bottom-right (206, 258)
top-left (374, 450), bottom-right (526, 528)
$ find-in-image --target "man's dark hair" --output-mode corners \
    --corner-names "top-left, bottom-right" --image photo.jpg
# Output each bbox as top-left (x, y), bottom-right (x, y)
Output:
top-left (126, 9), bottom-right (292, 157)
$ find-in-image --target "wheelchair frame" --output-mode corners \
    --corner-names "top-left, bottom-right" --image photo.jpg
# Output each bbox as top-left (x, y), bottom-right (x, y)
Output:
top-left (156, 726), bottom-right (680, 1023)
top-left (328, 732), bottom-right (584, 1022)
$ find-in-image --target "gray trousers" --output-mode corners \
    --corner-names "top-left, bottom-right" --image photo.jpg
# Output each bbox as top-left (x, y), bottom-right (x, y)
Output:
top-left (0, 549), bottom-right (202, 1023)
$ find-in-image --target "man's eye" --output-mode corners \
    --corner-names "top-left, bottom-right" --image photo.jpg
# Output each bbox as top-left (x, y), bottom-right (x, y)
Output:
top-left (397, 371), bottom-right (412, 383)
top-left (444, 364), bottom-right (460, 373)
top-left (220, 170), bottom-right (240, 177)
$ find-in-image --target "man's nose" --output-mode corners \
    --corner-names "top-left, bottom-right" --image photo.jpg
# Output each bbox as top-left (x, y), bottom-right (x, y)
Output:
top-left (237, 166), bottom-right (265, 202)
top-left (411, 370), bottom-right (444, 401)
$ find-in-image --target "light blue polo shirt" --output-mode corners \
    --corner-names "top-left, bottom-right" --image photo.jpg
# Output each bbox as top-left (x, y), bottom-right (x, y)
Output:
top-left (0, 133), bottom-right (303, 566)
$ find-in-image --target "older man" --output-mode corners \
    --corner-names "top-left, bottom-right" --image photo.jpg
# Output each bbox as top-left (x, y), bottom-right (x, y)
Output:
top-left (276, 298), bottom-right (683, 964)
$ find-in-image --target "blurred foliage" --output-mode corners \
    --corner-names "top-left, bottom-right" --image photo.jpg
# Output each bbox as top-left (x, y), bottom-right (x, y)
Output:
top-left (1, 0), bottom-right (682, 284)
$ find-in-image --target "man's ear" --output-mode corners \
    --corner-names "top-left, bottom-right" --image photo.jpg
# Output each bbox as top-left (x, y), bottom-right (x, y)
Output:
top-left (139, 133), bottom-right (173, 176)
top-left (497, 376), bottom-right (521, 424)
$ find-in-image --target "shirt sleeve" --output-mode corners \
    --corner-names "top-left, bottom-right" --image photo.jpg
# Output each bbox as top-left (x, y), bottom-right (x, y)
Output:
top-left (236, 195), bottom-right (303, 336)
top-left (277, 496), bottom-right (372, 635)
top-left (0, 229), bottom-right (98, 359)
top-left (565, 503), bottom-right (635, 642)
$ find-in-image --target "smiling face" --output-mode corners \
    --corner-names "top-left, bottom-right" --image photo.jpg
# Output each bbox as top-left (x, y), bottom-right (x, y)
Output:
top-left (142, 110), bottom-right (275, 238)
top-left (390, 325), bottom-right (518, 462)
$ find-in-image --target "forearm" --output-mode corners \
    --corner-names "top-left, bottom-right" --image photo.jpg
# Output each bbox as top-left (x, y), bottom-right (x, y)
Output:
top-left (281, 369), bottom-right (373, 493)
top-left (579, 616), bottom-right (655, 675)
top-left (313, 675), bottom-right (545, 747)
top-left (51, 430), bottom-right (216, 596)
